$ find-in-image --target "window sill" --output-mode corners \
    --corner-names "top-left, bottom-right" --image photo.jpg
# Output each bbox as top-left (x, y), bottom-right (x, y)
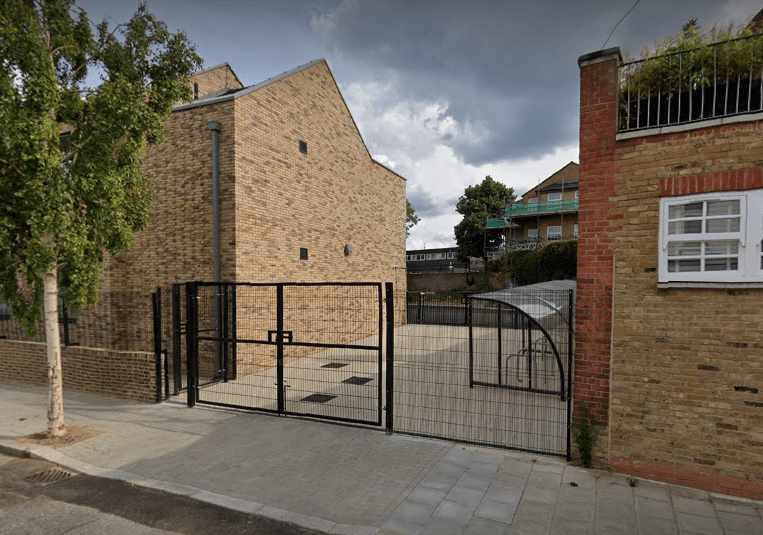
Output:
top-left (657, 281), bottom-right (763, 289)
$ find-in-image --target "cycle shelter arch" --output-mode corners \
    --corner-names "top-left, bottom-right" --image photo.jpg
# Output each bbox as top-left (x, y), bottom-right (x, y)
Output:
top-left (389, 280), bottom-right (575, 459)
top-left (185, 281), bottom-right (384, 427)
top-left (468, 280), bottom-right (575, 401)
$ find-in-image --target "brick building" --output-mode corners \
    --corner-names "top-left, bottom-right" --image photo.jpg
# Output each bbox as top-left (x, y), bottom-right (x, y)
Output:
top-left (576, 41), bottom-right (763, 499)
top-left (0, 60), bottom-right (407, 398)
top-left (100, 60), bottom-right (408, 349)
top-left (486, 163), bottom-right (578, 253)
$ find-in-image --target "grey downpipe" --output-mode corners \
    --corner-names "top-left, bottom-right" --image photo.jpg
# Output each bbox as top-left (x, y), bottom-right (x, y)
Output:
top-left (208, 121), bottom-right (221, 283)
top-left (208, 121), bottom-right (222, 377)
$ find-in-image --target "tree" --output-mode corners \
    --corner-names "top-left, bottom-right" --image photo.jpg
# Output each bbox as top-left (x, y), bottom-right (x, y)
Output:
top-left (406, 199), bottom-right (420, 237)
top-left (453, 176), bottom-right (514, 261)
top-left (0, 0), bottom-right (202, 436)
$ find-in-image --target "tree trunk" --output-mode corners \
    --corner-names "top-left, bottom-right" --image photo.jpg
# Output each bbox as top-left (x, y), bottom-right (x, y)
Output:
top-left (44, 267), bottom-right (65, 437)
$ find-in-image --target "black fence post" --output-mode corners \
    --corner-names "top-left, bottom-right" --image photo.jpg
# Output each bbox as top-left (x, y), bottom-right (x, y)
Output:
top-left (152, 289), bottom-right (162, 402)
top-left (497, 303), bottom-right (502, 386)
top-left (385, 282), bottom-right (394, 435)
top-left (468, 296), bottom-right (474, 387)
top-left (417, 292), bottom-right (423, 324)
top-left (230, 284), bottom-right (237, 381)
top-left (186, 282), bottom-right (198, 408)
top-left (172, 284), bottom-right (181, 395)
top-left (377, 283), bottom-right (383, 427)
top-left (62, 304), bottom-right (71, 346)
top-left (276, 284), bottom-right (284, 414)
top-left (566, 288), bottom-right (574, 462)
top-left (222, 284), bottom-right (229, 382)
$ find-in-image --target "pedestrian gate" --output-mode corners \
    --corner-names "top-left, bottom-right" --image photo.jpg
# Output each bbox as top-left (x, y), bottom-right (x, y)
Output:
top-left (185, 282), bottom-right (384, 426)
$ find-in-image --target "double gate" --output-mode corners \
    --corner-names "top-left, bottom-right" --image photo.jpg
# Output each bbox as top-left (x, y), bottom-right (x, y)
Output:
top-left (185, 282), bottom-right (385, 427)
top-left (155, 281), bottom-right (574, 459)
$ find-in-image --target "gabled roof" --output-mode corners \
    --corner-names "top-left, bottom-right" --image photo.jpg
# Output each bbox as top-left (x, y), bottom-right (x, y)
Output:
top-left (521, 162), bottom-right (579, 200)
top-left (173, 59), bottom-right (406, 181)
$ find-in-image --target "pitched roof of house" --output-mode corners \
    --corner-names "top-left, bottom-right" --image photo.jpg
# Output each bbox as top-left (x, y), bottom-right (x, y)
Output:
top-left (173, 59), bottom-right (406, 181)
top-left (521, 162), bottom-right (579, 200)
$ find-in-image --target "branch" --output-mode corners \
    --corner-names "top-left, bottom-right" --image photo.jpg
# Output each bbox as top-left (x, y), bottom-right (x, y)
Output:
top-left (62, 134), bottom-right (94, 164)
top-left (0, 158), bottom-right (25, 176)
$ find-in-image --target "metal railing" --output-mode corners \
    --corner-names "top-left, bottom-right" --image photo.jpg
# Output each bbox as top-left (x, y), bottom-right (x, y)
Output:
top-left (619, 32), bottom-right (763, 132)
top-left (486, 199), bottom-right (578, 227)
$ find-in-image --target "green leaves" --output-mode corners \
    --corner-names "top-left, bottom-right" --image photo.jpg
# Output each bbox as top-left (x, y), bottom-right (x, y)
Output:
top-left (0, 0), bottom-right (202, 333)
top-left (454, 176), bottom-right (514, 260)
top-left (406, 199), bottom-right (419, 237)
top-left (625, 20), bottom-right (763, 98)
top-left (495, 240), bottom-right (577, 287)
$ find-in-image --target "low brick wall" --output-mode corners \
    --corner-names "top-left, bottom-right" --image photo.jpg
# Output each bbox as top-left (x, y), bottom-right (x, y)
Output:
top-left (407, 273), bottom-right (469, 292)
top-left (0, 340), bottom-right (157, 402)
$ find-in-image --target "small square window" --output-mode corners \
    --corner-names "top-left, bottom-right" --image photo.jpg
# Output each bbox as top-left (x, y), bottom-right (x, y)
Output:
top-left (299, 140), bottom-right (308, 154)
top-left (300, 247), bottom-right (308, 260)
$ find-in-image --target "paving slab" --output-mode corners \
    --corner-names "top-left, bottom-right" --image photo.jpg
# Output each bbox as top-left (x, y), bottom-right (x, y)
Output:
top-left (2, 383), bottom-right (763, 535)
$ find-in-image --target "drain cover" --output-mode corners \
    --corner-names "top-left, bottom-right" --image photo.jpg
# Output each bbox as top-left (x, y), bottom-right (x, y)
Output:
top-left (321, 362), bottom-right (348, 369)
top-left (26, 468), bottom-right (75, 485)
top-left (301, 393), bottom-right (336, 403)
top-left (343, 376), bottom-right (373, 385)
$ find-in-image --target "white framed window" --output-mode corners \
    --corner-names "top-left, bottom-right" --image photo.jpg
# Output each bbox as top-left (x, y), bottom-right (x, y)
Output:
top-left (659, 189), bottom-right (763, 283)
top-left (528, 197), bottom-right (539, 204)
top-left (527, 228), bottom-right (538, 240)
top-left (573, 224), bottom-right (579, 238)
top-left (575, 190), bottom-right (579, 199)
top-left (547, 225), bottom-right (562, 240)
top-left (547, 192), bottom-right (562, 202)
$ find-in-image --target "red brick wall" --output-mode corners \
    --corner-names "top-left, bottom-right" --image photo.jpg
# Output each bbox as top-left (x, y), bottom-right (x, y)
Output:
top-left (575, 48), bottom-right (622, 436)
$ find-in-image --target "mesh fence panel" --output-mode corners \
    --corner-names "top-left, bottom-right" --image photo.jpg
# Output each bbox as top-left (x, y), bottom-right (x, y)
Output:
top-left (392, 288), bottom-right (572, 457)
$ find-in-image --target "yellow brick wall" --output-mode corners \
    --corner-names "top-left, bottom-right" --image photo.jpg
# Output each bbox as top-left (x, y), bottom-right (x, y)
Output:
top-left (231, 61), bottom-right (406, 285)
top-left (189, 63), bottom-right (243, 100)
top-left (609, 122), bottom-right (763, 486)
top-left (0, 340), bottom-right (158, 402)
top-left (103, 60), bottom-right (405, 353)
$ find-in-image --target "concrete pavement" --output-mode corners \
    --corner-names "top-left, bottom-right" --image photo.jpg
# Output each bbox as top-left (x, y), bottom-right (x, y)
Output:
top-left (1, 382), bottom-right (761, 534)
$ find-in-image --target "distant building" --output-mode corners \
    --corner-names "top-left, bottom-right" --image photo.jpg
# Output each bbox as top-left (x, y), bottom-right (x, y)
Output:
top-left (485, 162), bottom-right (578, 257)
top-left (406, 247), bottom-right (468, 274)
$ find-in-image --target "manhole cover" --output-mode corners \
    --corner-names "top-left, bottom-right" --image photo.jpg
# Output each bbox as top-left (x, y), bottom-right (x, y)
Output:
top-left (343, 376), bottom-right (373, 385)
top-left (321, 363), bottom-right (348, 369)
top-left (26, 468), bottom-right (75, 485)
top-left (301, 393), bottom-right (336, 403)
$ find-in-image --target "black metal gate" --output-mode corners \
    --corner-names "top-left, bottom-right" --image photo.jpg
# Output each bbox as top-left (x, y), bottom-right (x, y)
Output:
top-left (389, 284), bottom-right (574, 459)
top-left (185, 282), bottom-right (384, 426)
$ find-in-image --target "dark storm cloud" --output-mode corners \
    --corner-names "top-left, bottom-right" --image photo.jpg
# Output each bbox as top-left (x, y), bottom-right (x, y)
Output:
top-left (313, 0), bottom-right (758, 165)
top-left (407, 186), bottom-right (459, 220)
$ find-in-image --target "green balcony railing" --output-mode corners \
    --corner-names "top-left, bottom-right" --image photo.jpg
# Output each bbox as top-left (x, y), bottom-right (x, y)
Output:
top-left (505, 198), bottom-right (578, 216)
top-left (485, 199), bottom-right (578, 228)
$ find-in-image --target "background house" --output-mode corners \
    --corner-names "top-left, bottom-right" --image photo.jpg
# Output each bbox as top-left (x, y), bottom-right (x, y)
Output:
top-left (576, 37), bottom-right (763, 499)
top-left (486, 162), bottom-right (579, 254)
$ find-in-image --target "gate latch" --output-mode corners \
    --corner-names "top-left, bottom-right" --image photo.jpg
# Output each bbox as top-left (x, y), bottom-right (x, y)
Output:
top-left (268, 330), bottom-right (293, 344)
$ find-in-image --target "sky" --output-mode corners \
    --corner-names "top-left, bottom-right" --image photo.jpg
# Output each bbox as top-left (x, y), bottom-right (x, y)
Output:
top-left (76, 0), bottom-right (761, 249)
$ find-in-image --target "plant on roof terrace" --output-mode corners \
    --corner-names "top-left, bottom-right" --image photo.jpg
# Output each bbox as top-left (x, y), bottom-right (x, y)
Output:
top-left (622, 21), bottom-right (763, 98)
top-left (620, 18), bottom-right (763, 129)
